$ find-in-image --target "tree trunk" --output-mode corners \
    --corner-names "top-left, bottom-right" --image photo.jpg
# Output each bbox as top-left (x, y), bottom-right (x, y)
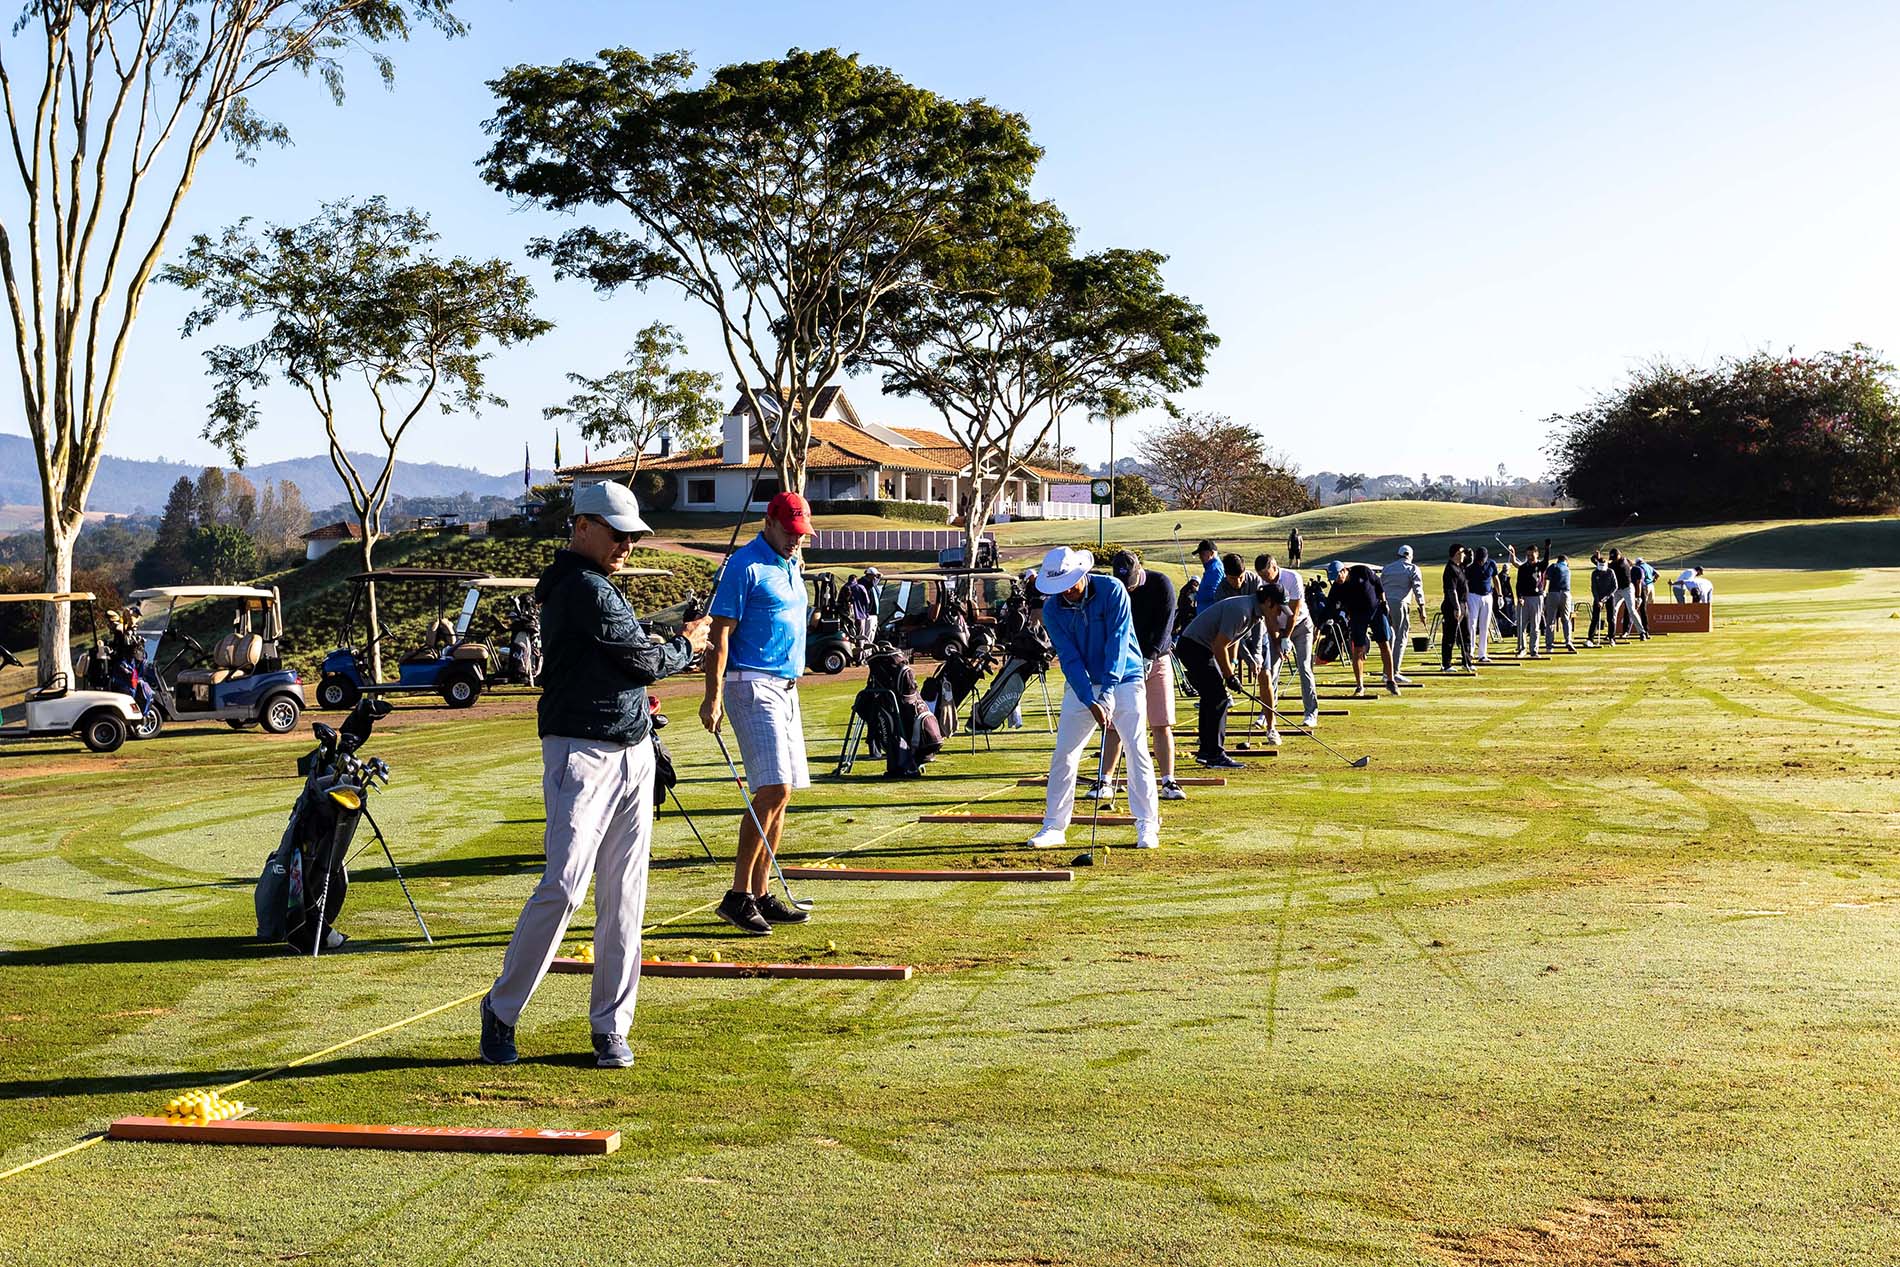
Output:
top-left (358, 531), bottom-right (383, 684)
top-left (37, 519), bottom-right (79, 688)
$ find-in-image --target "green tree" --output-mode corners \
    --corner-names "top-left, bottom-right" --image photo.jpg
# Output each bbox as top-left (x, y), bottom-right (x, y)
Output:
top-left (186, 523), bottom-right (258, 585)
top-left (1137, 409), bottom-right (1269, 511)
top-left (1333, 472), bottom-right (1367, 501)
top-left (165, 196), bottom-right (550, 679)
top-left (194, 467), bottom-right (228, 527)
top-left (0, 1), bottom-right (464, 684)
top-left (543, 322), bottom-right (721, 480)
top-left (480, 47), bottom-right (1041, 495)
top-left (1111, 473), bottom-right (1165, 516)
top-left (871, 204), bottom-right (1214, 568)
top-left (132, 478), bottom-right (199, 588)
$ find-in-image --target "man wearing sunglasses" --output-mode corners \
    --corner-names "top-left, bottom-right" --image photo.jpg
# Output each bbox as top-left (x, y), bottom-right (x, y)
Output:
top-left (482, 480), bottom-right (711, 1070)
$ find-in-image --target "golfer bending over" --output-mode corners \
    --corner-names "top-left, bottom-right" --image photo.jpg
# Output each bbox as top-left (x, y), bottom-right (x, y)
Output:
top-left (1028, 547), bottom-right (1161, 851)
top-left (1177, 582), bottom-right (1279, 768)
top-left (1380, 545), bottom-right (1428, 682)
top-left (481, 481), bottom-right (711, 1069)
top-left (703, 492), bottom-right (813, 935)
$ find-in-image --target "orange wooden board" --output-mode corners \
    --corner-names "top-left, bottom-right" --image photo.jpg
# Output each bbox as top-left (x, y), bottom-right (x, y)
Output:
top-left (1016, 776), bottom-right (1226, 786)
top-left (782, 865), bottom-right (1073, 882)
top-left (918, 812), bottom-right (1135, 826)
top-left (548, 957), bottom-right (912, 980)
top-left (108, 1116), bottom-right (619, 1155)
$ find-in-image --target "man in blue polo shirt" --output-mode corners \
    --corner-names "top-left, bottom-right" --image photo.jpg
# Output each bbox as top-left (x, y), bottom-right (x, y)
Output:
top-left (702, 492), bottom-right (812, 935)
top-left (1028, 547), bottom-right (1160, 851)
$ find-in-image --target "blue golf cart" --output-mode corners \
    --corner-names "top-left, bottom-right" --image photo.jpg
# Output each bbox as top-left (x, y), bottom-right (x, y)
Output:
top-left (314, 568), bottom-right (493, 711)
top-left (124, 585), bottom-right (307, 736)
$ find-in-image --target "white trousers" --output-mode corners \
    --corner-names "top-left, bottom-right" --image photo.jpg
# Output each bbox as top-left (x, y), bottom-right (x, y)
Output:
top-left (1467, 593), bottom-right (1494, 659)
top-left (490, 735), bottom-right (655, 1037)
top-left (1042, 680), bottom-right (1159, 846)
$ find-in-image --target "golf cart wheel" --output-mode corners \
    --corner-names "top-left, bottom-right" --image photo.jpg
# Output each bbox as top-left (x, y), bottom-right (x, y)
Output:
top-left (819, 648), bottom-right (848, 675)
top-left (316, 674), bottom-right (359, 711)
top-left (441, 674), bottom-right (481, 708)
top-left (259, 694), bottom-right (303, 734)
top-left (78, 709), bottom-right (127, 754)
top-left (131, 708), bottom-right (163, 741)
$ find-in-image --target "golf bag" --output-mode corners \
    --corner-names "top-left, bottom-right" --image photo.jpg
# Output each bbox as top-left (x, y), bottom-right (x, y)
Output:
top-left (498, 593), bottom-right (542, 686)
top-left (922, 632), bottom-right (997, 739)
top-left (973, 618), bottom-right (1054, 733)
top-left (257, 768), bottom-right (362, 953)
top-left (850, 645), bottom-right (942, 777)
top-left (1494, 590), bottom-right (1519, 639)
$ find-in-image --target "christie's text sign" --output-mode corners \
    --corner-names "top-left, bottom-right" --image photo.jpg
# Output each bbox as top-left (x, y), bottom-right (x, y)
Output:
top-left (1647, 603), bottom-right (1712, 633)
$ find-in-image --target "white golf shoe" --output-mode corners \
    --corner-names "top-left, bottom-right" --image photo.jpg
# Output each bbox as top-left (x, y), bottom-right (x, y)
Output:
top-left (1026, 828), bottom-right (1066, 849)
top-left (1302, 711), bottom-right (1319, 729)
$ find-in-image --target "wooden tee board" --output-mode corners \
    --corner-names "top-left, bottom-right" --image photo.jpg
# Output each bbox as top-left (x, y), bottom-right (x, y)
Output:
top-left (108, 1116), bottom-right (619, 1155)
top-left (782, 864), bottom-right (1074, 882)
top-left (549, 957), bottom-right (913, 981)
top-left (918, 812), bottom-right (1136, 826)
top-left (1016, 776), bottom-right (1227, 786)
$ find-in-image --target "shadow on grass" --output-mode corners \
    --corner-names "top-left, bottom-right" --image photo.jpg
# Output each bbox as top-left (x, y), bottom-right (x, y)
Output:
top-left (0, 1050), bottom-right (605, 1104)
top-left (0, 928), bottom-right (505, 969)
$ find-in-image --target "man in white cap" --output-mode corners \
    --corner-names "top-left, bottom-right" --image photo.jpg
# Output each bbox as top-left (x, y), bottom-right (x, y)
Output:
top-left (482, 480), bottom-right (710, 1069)
top-left (1380, 545), bottom-right (1428, 683)
top-left (1028, 547), bottom-right (1160, 851)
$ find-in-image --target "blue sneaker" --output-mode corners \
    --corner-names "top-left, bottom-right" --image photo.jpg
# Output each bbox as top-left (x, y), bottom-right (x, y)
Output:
top-left (592, 1033), bottom-right (634, 1069)
top-left (479, 994), bottom-right (517, 1065)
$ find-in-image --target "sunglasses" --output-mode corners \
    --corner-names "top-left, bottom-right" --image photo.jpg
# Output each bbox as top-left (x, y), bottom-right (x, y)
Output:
top-left (585, 515), bottom-right (638, 545)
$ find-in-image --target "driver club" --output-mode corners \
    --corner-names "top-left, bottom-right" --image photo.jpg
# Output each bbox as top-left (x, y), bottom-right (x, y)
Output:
top-left (1071, 730), bottom-right (1112, 867)
top-left (711, 728), bottom-right (814, 911)
top-left (1235, 682), bottom-right (1370, 769)
top-left (1171, 523), bottom-right (1191, 577)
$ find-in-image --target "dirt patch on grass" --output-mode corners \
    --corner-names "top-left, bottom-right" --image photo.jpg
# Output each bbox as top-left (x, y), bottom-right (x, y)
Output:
top-left (1427, 1196), bottom-right (1672, 1266)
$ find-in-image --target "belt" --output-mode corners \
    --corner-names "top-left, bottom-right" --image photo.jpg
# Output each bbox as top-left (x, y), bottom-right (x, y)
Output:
top-left (725, 670), bottom-right (797, 686)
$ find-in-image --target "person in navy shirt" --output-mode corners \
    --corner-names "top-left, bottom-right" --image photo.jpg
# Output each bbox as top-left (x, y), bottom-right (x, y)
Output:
top-left (1029, 547), bottom-right (1161, 851)
top-left (702, 492), bottom-right (812, 935)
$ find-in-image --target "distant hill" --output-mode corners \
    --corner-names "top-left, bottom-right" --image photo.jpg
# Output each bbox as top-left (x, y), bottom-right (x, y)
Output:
top-left (0, 433), bottom-right (551, 517)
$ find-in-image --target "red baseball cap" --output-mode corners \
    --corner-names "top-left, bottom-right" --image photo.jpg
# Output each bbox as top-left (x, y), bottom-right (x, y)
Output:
top-left (766, 491), bottom-right (813, 535)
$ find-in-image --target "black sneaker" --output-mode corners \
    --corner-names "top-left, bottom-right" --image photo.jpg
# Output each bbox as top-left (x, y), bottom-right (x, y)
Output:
top-left (479, 994), bottom-right (517, 1066)
top-left (1195, 752), bottom-right (1245, 769)
top-left (755, 891), bottom-right (810, 924)
top-left (715, 889), bottom-right (772, 935)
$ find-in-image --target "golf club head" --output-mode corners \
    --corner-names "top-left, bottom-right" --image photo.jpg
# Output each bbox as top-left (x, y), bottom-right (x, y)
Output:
top-left (1351, 756), bottom-right (1370, 768)
top-left (1070, 851), bottom-right (1094, 867)
top-left (311, 722), bottom-right (339, 750)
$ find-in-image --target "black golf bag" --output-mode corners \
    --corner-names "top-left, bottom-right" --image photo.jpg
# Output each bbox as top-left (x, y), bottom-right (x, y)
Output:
top-left (1494, 590), bottom-right (1519, 638)
top-left (922, 631), bottom-right (997, 739)
top-left (848, 645), bottom-right (942, 777)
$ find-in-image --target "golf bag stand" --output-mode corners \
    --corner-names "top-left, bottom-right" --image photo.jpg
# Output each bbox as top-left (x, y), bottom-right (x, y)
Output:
top-left (357, 803), bottom-right (431, 944)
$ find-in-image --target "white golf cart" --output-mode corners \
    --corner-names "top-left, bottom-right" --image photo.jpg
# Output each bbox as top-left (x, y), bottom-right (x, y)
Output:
top-left (0, 592), bottom-right (142, 753)
top-left (124, 585), bottom-right (307, 735)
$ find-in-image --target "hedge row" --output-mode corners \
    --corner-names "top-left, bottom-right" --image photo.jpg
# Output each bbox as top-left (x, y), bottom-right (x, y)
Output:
top-left (806, 499), bottom-right (949, 524)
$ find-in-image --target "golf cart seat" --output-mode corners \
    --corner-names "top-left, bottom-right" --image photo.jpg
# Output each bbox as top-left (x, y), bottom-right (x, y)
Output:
top-left (177, 632), bottom-right (262, 687)
top-left (24, 673), bottom-right (69, 703)
top-left (449, 642), bottom-right (490, 663)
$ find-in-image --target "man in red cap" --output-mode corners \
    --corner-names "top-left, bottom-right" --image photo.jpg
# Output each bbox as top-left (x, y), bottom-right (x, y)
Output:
top-left (702, 491), bottom-right (813, 934)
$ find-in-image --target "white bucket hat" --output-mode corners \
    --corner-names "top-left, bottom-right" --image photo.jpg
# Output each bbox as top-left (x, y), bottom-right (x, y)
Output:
top-left (572, 480), bottom-right (651, 535)
top-left (1034, 546), bottom-right (1094, 595)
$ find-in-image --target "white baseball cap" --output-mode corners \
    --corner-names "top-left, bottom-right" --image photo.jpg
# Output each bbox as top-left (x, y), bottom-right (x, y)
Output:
top-left (1035, 546), bottom-right (1094, 595)
top-left (571, 480), bottom-right (651, 535)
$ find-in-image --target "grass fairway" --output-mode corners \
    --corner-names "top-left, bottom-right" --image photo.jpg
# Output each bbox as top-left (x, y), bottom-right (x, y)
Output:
top-left (2, 564), bottom-right (1898, 1265)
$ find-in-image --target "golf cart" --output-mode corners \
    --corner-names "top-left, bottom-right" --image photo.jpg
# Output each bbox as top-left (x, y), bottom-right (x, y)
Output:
top-left (123, 586), bottom-right (306, 735)
top-left (876, 569), bottom-right (1014, 662)
top-left (806, 571), bottom-right (872, 675)
top-left (314, 568), bottom-right (491, 710)
top-left (0, 592), bottom-right (141, 753)
top-left (452, 577), bottom-right (543, 689)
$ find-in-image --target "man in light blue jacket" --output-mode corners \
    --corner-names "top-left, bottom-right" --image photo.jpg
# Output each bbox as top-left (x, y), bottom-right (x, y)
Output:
top-left (1029, 547), bottom-right (1160, 851)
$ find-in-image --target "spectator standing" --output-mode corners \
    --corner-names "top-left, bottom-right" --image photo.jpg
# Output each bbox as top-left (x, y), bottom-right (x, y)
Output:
top-left (1287, 526), bottom-right (1304, 568)
top-left (1380, 545), bottom-right (1428, 682)
top-left (1440, 545), bottom-right (1474, 672)
top-left (1463, 546), bottom-right (1500, 662)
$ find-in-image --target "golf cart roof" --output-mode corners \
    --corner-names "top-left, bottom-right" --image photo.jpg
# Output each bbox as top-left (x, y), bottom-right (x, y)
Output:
top-left (348, 568), bottom-right (490, 583)
top-left (613, 566), bottom-right (669, 578)
top-left (0, 591), bottom-right (95, 603)
top-left (467, 577), bottom-right (542, 589)
top-left (881, 569), bottom-right (1013, 581)
top-left (127, 585), bottom-right (276, 601)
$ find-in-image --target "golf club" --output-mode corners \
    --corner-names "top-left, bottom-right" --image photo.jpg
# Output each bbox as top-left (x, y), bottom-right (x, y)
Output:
top-left (1171, 522), bottom-right (1191, 578)
top-left (667, 784), bottom-right (719, 862)
top-left (711, 727), bottom-right (814, 911)
top-left (1072, 728), bottom-right (1111, 867)
top-left (1235, 682), bottom-right (1370, 768)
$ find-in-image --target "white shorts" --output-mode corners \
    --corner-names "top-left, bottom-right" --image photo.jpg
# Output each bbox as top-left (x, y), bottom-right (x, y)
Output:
top-left (1142, 656), bottom-right (1176, 728)
top-left (725, 676), bottom-right (810, 792)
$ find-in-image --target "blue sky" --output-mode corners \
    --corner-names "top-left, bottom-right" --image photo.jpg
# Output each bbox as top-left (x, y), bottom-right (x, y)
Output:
top-left (8, 0), bottom-right (1900, 483)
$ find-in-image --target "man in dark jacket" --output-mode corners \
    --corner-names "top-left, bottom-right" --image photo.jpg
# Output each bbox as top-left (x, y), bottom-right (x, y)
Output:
top-left (482, 480), bottom-right (710, 1070)
top-left (1441, 545), bottom-right (1473, 672)
top-left (1326, 560), bottom-right (1399, 696)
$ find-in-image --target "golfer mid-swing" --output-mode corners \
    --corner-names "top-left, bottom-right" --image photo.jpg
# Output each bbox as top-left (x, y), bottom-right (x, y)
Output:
top-left (1027, 547), bottom-right (1161, 851)
top-left (481, 481), bottom-right (711, 1069)
top-left (703, 491), bottom-right (813, 935)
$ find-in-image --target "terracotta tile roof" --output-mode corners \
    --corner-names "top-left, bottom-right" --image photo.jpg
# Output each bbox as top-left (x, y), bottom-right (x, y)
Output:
top-left (301, 521), bottom-right (363, 541)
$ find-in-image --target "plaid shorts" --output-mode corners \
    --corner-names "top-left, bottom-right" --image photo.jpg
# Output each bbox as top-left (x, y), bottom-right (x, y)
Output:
top-left (725, 675), bottom-right (810, 793)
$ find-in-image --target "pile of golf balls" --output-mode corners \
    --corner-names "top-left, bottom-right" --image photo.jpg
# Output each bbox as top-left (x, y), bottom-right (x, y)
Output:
top-left (164, 1090), bottom-right (245, 1123)
top-left (571, 942), bottom-right (595, 963)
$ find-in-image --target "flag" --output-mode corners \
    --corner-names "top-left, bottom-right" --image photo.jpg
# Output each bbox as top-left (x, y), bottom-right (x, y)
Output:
top-left (522, 442), bottom-right (530, 489)
top-left (583, 443), bottom-right (590, 465)
top-left (553, 430), bottom-right (562, 470)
